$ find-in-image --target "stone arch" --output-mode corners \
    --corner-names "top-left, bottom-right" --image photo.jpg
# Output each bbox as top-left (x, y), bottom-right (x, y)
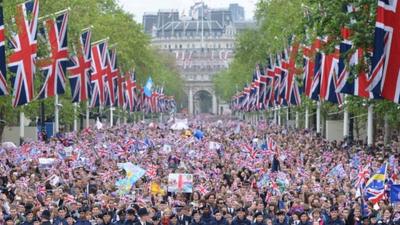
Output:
top-left (193, 90), bottom-right (213, 114)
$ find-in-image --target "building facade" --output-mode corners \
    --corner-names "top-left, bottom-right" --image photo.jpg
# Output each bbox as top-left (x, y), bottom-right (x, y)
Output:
top-left (144, 3), bottom-right (253, 115)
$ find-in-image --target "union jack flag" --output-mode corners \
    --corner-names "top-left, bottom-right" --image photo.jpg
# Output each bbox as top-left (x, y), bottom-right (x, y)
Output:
top-left (146, 165), bottom-right (158, 179)
top-left (354, 165), bottom-right (370, 188)
top-left (309, 39), bottom-right (324, 101)
top-left (105, 48), bottom-right (118, 106)
top-left (197, 184), bottom-right (209, 195)
top-left (8, 0), bottom-right (39, 107)
top-left (125, 71), bottom-right (137, 112)
top-left (37, 11), bottom-right (69, 99)
top-left (37, 185), bottom-right (46, 196)
top-left (68, 28), bottom-right (92, 103)
top-left (283, 42), bottom-right (301, 106)
top-left (90, 40), bottom-right (108, 107)
top-left (303, 39), bottom-right (321, 98)
top-left (116, 74), bottom-right (126, 108)
top-left (337, 31), bottom-right (371, 99)
top-left (0, 5), bottom-right (7, 96)
top-left (368, 0), bottom-right (400, 103)
top-left (320, 46), bottom-right (343, 104)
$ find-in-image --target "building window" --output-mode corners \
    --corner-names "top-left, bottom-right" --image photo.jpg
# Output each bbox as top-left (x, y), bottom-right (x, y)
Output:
top-left (192, 44), bottom-right (195, 48)
top-left (226, 43), bottom-right (229, 48)
top-left (179, 44), bottom-right (182, 49)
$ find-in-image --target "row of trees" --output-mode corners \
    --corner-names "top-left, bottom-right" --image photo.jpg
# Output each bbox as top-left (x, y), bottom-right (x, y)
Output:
top-left (0, 0), bottom-right (184, 137)
top-left (214, 0), bottom-right (400, 143)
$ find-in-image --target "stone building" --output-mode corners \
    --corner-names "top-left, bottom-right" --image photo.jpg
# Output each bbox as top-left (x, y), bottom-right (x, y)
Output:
top-left (143, 2), bottom-right (255, 115)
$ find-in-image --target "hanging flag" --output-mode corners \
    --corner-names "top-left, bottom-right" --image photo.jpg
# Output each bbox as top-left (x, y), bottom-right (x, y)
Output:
top-left (0, 4), bottom-right (7, 96)
top-left (367, 0), bottom-right (400, 103)
top-left (90, 40), bottom-right (108, 107)
top-left (8, 0), bottom-right (39, 107)
top-left (365, 163), bottom-right (387, 204)
top-left (105, 48), bottom-right (118, 106)
top-left (283, 42), bottom-right (300, 105)
top-left (68, 28), bottom-right (92, 103)
top-left (144, 77), bottom-right (153, 97)
top-left (125, 71), bottom-right (136, 112)
top-left (309, 38), bottom-right (324, 101)
top-left (320, 46), bottom-right (342, 104)
top-left (116, 74), bottom-right (125, 108)
top-left (37, 10), bottom-right (69, 99)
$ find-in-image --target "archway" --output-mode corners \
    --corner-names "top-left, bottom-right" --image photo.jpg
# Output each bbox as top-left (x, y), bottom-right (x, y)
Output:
top-left (193, 90), bottom-right (212, 114)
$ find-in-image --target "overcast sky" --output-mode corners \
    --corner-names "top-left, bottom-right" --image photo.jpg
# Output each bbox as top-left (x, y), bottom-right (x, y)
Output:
top-left (117, 0), bottom-right (257, 23)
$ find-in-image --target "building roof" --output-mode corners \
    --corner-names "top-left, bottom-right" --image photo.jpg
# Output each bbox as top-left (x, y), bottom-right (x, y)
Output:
top-left (159, 20), bottom-right (224, 32)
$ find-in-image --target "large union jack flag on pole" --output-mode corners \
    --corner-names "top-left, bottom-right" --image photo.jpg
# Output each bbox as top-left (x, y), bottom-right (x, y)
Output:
top-left (0, 5), bottom-right (7, 96)
top-left (68, 28), bottom-right (92, 103)
top-left (125, 71), bottom-right (136, 112)
top-left (368, 0), bottom-right (400, 103)
top-left (90, 40), bottom-right (108, 107)
top-left (320, 46), bottom-right (343, 104)
top-left (336, 28), bottom-right (371, 99)
top-left (105, 48), bottom-right (118, 106)
top-left (8, 0), bottom-right (39, 107)
top-left (116, 73), bottom-right (125, 109)
top-left (37, 10), bottom-right (69, 99)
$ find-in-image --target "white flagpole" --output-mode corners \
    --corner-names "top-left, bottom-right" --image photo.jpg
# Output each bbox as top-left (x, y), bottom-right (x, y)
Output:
top-left (316, 101), bottom-right (321, 134)
top-left (305, 107), bottom-right (309, 129)
top-left (277, 106), bottom-right (281, 126)
top-left (20, 109), bottom-right (25, 145)
top-left (295, 111), bottom-right (299, 129)
top-left (110, 106), bottom-right (114, 127)
top-left (73, 103), bottom-right (78, 132)
top-left (86, 101), bottom-right (90, 128)
top-left (55, 94), bottom-right (60, 133)
top-left (343, 95), bottom-right (349, 138)
top-left (367, 104), bottom-right (373, 146)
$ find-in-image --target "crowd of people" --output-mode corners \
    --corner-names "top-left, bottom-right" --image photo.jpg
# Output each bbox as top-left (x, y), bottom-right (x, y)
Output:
top-left (0, 116), bottom-right (399, 225)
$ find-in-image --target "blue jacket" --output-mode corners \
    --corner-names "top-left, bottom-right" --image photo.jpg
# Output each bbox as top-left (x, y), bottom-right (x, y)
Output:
top-left (75, 219), bottom-right (92, 225)
top-left (53, 218), bottom-right (68, 225)
top-left (232, 218), bottom-right (251, 225)
top-left (201, 215), bottom-right (215, 225)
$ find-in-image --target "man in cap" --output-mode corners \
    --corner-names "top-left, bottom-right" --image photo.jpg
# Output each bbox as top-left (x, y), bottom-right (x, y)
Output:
top-left (53, 207), bottom-right (68, 225)
top-left (125, 209), bottom-right (138, 225)
top-left (201, 205), bottom-right (215, 225)
top-left (326, 207), bottom-right (344, 225)
top-left (40, 210), bottom-right (52, 225)
top-left (273, 211), bottom-right (289, 225)
top-left (252, 212), bottom-right (265, 225)
top-left (102, 211), bottom-right (114, 225)
top-left (231, 208), bottom-right (251, 225)
top-left (75, 208), bottom-right (91, 225)
top-left (135, 208), bottom-right (150, 225)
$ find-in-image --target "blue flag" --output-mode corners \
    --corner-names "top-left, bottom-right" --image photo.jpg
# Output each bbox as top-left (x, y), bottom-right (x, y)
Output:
top-left (144, 77), bottom-right (153, 97)
top-left (390, 184), bottom-right (400, 203)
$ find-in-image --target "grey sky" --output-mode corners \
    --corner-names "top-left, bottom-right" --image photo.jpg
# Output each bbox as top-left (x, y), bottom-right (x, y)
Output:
top-left (117, 0), bottom-right (257, 23)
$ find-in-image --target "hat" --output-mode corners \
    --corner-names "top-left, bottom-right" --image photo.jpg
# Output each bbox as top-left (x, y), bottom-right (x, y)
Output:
top-left (254, 212), bottom-right (263, 218)
top-left (102, 211), bottom-right (113, 218)
top-left (126, 208), bottom-right (136, 215)
top-left (237, 207), bottom-right (246, 213)
top-left (137, 208), bottom-right (149, 217)
top-left (276, 211), bottom-right (285, 216)
top-left (41, 210), bottom-right (51, 220)
top-left (330, 206), bottom-right (339, 212)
